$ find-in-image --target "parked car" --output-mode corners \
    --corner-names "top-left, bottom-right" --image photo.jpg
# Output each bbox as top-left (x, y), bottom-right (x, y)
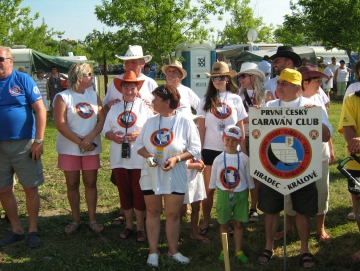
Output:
top-left (113, 64), bottom-right (125, 74)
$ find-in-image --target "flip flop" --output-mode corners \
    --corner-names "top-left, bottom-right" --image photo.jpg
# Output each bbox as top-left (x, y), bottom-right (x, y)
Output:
top-left (198, 225), bottom-right (210, 235)
top-left (299, 253), bottom-right (315, 269)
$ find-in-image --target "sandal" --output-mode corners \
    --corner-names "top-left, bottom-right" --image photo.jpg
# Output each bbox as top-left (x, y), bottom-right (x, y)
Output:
top-left (120, 228), bottom-right (134, 239)
top-left (198, 225), bottom-right (210, 235)
top-left (235, 250), bottom-right (249, 263)
top-left (28, 232), bottom-right (42, 248)
top-left (249, 209), bottom-right (259, 222)
top-left (65, 221), bottom-right (80, 235)
top-left (89, 220), bottom-right (104, 233)
top-left (258, 249), bottom-right (273, 265)
top-left (136, 230), bottom-right (146, 243)
top-left (299, 253), bottom-right (315, 269)
top-left (112, 214), bottom-right (126, 226)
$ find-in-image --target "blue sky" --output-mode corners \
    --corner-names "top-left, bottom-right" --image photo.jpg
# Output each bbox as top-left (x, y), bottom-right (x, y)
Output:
top-left (20, 0), bottom-right (293, 41)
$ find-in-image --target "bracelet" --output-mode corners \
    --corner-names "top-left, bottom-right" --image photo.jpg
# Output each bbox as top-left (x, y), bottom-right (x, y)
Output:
top-left (177, 155), bottom-right (181, 162)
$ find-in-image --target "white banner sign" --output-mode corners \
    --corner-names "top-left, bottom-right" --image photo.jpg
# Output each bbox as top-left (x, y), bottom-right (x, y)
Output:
top-left (249, 106), bottom-right (323, 195)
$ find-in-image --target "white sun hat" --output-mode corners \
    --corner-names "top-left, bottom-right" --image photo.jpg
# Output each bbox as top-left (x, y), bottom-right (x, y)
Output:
top-left (115, 45), bottom-right (152, 63)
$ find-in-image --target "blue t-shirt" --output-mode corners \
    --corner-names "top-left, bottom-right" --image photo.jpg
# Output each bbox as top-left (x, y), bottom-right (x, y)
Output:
top-left (0, 70), bottom-right (42, 140)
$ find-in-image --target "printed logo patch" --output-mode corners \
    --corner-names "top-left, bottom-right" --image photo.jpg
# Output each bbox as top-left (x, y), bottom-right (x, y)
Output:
top-left (211, 102), bottom-right (232, 119)
top-left (75, 102), bottom-right (94, 119)
top-left (117, 111), bottom-right (137, 128)
top-left (150, 129), bottom-right (173, 147)
top-left (9, 86), bottom-right (22, 96)
top-left (33, 86), bottom-right (40, 95)
top-left (220, 166), bottom-right (240, 189)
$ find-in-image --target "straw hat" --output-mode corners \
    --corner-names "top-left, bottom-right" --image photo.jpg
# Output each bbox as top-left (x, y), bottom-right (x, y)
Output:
top-left (114, 70), bottom-right (145, 92)
top-left (205, 62), bottom-right (237, 78)
top-left (115, 45), bottom-right (152, 63)
top-left (270, 46), bottom-right (302, 67)
top-left (238, 62), bottom-right (265, 82)
top-left (161, 60), bottom-right (187, 79)
top-left (298, 65), bottom-right (329, 80)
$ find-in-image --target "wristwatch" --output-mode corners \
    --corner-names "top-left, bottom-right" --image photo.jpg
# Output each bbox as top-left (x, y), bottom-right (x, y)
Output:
top-left (35, 139), bottom-right (44, 144)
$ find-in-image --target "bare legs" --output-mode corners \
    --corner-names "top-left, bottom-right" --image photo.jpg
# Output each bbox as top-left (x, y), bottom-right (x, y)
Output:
top-left (200, 166), bottom-right (214, 231)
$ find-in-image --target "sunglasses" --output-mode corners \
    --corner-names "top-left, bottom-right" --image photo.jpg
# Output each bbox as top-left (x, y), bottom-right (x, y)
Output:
top-left (238, 74), bottom-right (250, 79)
top-left (83, 72), bottom-right (92, 77)
top-left (0, 57), bottom-right (11, 62)
top-left (157, 85), bottom-right (168, 95)
top-left (211, 76), bottom-right (226, 82)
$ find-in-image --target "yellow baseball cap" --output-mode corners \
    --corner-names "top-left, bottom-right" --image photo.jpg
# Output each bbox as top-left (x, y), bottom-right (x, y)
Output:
top-left (278, 68), bottom-right (302, 86)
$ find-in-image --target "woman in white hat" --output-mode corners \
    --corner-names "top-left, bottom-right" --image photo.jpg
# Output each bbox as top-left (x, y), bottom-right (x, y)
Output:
top-left (197, 61), bottom-right (247, 235)
top-left (237, 62), bottom-right (272, 222)
top-left (102, 70), bottom-right (154, 243)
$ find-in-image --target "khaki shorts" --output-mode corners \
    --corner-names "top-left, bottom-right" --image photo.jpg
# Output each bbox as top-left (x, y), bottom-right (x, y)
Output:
top-left (0, 139), bottom-right (44, 188)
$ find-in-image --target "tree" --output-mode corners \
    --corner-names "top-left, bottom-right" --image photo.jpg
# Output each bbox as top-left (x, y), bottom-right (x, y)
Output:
top-left (216, 0), bottom-right (274, 44)
top-left (95, 0), bottom-right (234, 64)
top-left (278, 0), bottom-right (360, 67)
top-left (0, 0), bottom-right (63, 55)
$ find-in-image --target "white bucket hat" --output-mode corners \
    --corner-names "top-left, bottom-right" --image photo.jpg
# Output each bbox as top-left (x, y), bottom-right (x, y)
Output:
top-left (162, 60), bottom-right (187, 79)
top-left (115, 45), bottom-right (152, 63)
top-left (238, 62), bottom-right (265, 82)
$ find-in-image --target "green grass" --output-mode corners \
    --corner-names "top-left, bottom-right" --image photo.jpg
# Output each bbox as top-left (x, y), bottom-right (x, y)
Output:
top-left (1, 87), bottom-right (360, 270)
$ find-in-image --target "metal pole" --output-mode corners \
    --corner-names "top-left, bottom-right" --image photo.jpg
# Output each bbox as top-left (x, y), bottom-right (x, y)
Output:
top-left (283, 195), bottom-right (287, 271)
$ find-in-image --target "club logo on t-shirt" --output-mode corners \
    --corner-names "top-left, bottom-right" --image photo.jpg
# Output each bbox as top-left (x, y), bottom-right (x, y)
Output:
top-left (211, 102), bottom-right (232, 119)
top-left (33, 86), bottom-right (40, 95)
top-left (9, 86), bottom-right (22, 96)
top-left (117, 111), bottom-right (137, 128)
top-left (150, 129), bottom-right (173, 147)
top-left (220, 166), bottom-right (240, 189)
top-left (75, 102), bottom-right (94, 119)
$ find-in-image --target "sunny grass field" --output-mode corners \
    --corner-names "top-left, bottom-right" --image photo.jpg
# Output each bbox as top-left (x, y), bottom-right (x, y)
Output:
top-left (0, 79), bottom-right (360, 270)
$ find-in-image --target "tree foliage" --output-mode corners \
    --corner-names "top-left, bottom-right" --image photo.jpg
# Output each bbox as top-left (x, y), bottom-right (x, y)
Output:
top-left (0, 0), bottom-right (64, 55)
top-left (95, 0), bottom-right (234, 64)
top-left (277, 0), bottom-right (360, 65)
top-left (216, 0), bottom-right (274, 44)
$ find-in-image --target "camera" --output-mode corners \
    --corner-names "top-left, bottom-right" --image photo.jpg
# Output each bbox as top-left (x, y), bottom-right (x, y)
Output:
top-left (146, 157), bottom-right (157, 167)
top-left (121, 143), bottom-right (130, 158)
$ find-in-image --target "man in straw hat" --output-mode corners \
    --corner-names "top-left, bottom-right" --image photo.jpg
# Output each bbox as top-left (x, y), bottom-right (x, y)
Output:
top-left (162, 60), bottom-right (200, 114)
top-left (264, 46), bottom-right (302, 99)
top-left (257, 68), bottom-right (333, 268)
top-left (103, 45), bottom-right (158, 114)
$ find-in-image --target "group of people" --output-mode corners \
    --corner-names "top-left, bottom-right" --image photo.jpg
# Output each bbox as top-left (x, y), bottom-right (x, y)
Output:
top-left (0, 43), bottom-right (359, 269)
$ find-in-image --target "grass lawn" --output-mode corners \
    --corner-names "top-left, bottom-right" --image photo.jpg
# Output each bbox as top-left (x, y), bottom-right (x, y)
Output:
top-left (0, 83), bottom-right (359, 270)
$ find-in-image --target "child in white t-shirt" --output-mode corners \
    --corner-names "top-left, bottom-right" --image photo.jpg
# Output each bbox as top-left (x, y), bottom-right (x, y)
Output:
top-left (209, 125), bottom-right (254, 263)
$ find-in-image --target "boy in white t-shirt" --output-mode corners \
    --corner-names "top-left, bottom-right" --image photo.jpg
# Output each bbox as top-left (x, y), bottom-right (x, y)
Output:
top-left (209, 125), bottom-right (254, 263)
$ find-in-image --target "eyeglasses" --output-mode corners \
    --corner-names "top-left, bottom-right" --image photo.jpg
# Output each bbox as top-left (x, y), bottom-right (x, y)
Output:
top-left (211, 76), bottom-right (226, 82)
top-left (276, 81), bottom-right (293, 87)
top-left (83, 72), bottom-right (92, 77)
top-left (238, 74), bottom-right (250, 79)
top-left (0, 57), bottom-right (11, 62)
top-left (157, 85), bottom-right (168, 95)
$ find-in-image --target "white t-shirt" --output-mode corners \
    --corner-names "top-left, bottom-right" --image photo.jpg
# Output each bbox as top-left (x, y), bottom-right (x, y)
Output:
top-left (336, 67), bottom-right (349, 82)
top-left (240, 89), bottom-right (267, 135)
top-left (209, 152), bottom-right (254, 192)
top-left (257, 60), bottom-right (272, 82)
top-left (344, 82), bottom-right (360, 101)
top-left (197, 91), bottom-right (247, 151)
top-left (183, 159), bottom-right (207, 204)
top-left (322, 67), bottom-right (334, 89)
top-left (264, 75), bottom-right (279, 98)
top-left (102, 73), bottom-right (158, 106)
top-left (56, 89), bottom-right (102, 156)
top-left (177, 84), bottom-right (200, 114)
top-left (136, 112), bottom-right (201, 194)
top-left (327, 63), bottom-right (339, 75)
top-left (102, 98), bottom-right (154, 169)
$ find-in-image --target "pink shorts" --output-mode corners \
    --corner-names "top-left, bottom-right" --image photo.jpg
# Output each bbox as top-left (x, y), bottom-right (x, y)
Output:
top-left (58, 154), bottom-right (100, 171)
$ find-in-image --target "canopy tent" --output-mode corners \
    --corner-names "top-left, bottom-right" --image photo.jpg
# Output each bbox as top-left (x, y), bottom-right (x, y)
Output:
top-left (31, 50), bottom-right (96, 74)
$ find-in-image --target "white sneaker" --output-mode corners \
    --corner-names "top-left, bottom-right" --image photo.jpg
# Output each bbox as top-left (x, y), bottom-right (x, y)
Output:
top-left (147, 253), bottom-right (159, 267)
top-left (167, 252), bottom-right (190, 264)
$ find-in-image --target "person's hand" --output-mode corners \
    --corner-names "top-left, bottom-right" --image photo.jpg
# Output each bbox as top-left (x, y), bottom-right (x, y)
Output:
top-left (304, 104), bottom-right (316, 108)
top-left (30, 141), bottom-right (44, 161)
top-left (125, 131), bottom-right (140, 142)
top-left (111, 131), bottom-right (125, 144)
top-left (193, 159), bottom-right (206, 172)
top-left (253, 105), bottom-right (262, 109)
top-left (329, 150), bottom-right (335, 164)
top-left (78, 135), bottom-right (95, 151)
top-left (162, 156), bottom-right (178, 171)
top-left (107, 98), bottom-right (121, 109)
top-left (347, 137), bottom-right (360, 154)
